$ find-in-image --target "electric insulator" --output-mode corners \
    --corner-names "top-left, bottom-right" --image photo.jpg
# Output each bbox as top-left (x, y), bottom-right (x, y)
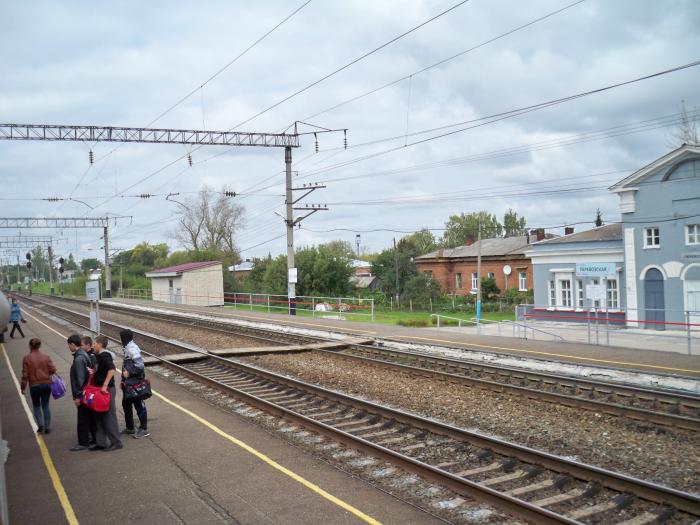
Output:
top-left (139, 193), bottom-right (152, 199)
top-left (314, 133), bottom-right (319, 153)
top-left (343, 130), bottom-right (347, 150)
top-left (224, 191), bottom-right (236, 197)
top-left (89, 150), bottom-right (94, 165)
top-left (187, 153), bottom-right (193, 166)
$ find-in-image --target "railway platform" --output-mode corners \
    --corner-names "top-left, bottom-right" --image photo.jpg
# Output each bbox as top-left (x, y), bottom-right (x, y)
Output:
top-left (0, 311), bottom-right (444, 525)
top-left (108, 298), bottom-right (700, 377)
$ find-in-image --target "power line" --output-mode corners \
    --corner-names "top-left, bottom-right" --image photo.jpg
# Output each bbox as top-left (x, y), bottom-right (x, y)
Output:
top-left (228, 0), bottom-right (471, 132)
top-left (298, 0), bottom-right (586, 123)
top-left (299, 59), bottom-right (700, 178)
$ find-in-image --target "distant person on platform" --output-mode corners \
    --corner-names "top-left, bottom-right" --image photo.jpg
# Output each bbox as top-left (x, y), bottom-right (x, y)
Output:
top-left (67, 334), bottom-right (91, 451)
top-left (120, 329), bottom-right (150, 439)
top-left (20, 338), bottom-right (57, 434)
top-left (10, 298), bottom-right (26, 338)
top-left (81, 335), bottom-right (99, 448)
top-left (93, 335), bottom-right (122, 451)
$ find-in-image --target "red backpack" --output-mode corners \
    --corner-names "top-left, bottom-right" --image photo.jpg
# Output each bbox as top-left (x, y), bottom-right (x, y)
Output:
top-left (81, 373), bottom-right (111, 412)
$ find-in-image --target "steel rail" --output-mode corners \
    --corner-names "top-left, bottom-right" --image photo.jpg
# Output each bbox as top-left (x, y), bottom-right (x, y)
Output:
top-left (24, 294), bottom-right (700, 431)
top-left (22, 298), bottom-right (700, 523)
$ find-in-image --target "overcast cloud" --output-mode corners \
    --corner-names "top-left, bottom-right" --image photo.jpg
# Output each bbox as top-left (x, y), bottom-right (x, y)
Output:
top-left (1, 0), bottom-right (699, 263)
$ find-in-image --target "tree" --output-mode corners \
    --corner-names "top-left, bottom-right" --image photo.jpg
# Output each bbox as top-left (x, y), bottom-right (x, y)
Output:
top-left (172, 187), bottom-right (245, 261)
top-left (667, 100), bottom-right (699, 147)
top-left (480, 276), bottom-right (500, 300)
top-left (65, 253), bottom-right (78, 271)
top-left (441, 211), bottom-right (502, 248)
top-left (371, 246), bottom-right (416, 299)
top-left (397, 229), bottom-right (438, 257)
top-left (402, 273), bottom-right (442, 308)
top-left (80, 257), bottom-right (102, 273)
top-left (594, 208), bottom-right (604, 227)
top-left (503, 209), bottom-right (527, 237)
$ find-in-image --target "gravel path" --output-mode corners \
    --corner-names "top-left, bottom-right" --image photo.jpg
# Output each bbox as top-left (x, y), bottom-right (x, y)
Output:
top-left (240, 352), bottom-right (700, 494)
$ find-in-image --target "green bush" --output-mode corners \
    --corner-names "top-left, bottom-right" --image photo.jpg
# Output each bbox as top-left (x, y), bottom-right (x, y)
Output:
top-left (396, 318), bottom-right (429, 327)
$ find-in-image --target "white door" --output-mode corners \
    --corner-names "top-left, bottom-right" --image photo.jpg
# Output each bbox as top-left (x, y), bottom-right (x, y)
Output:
top-left (686, 280), bottom-right (700, 326)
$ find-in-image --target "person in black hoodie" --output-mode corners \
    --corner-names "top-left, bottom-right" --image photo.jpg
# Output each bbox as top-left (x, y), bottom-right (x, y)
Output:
top-left (81, 335), bottom-right (100, 448)
top-left (68, 334), bottom-right (91, 451)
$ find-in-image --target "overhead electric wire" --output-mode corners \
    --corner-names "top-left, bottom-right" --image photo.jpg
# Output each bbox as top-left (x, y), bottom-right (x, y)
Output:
top-left (298, 0), bottom-right (586, 123)
top-left (228, 0), bottom-right (471, 132)
top-left (297, 59), bottom-right (700, 178)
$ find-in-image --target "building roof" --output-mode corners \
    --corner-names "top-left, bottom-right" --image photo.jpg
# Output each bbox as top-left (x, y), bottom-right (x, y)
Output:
top-left (228, 261), bottom-right (254, 272)
top-left (416, 235), bottom-right (531, 260)
top-left (533, 224), bottom-right (622, 245)
top-left (609, 144), bottom-right (700, 191)
top-left (146, 260), bottom-right (221, 277)
top-left (351, 259), bottom-right (371, 268)
top-left (350, 275), bottom-right (379, 288)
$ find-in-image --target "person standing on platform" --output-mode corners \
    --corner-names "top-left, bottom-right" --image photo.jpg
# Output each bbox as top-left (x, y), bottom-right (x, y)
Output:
top-left (9, 298), bottom-right (25, 338)
top-left (20, 338), bottom-right (57, 434)
top-left (120, 329), bottom-right (150, 439)
top-left (93, 335), bottom-right (122, 451)
top-left (67, 334), bottom-right (91, 451)
top-left (81, 335), bottom-right (99, 448)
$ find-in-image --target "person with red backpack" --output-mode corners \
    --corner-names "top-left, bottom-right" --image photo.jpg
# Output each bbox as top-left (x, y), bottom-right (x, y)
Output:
top-left (93, 335), bottom-right (122, 451)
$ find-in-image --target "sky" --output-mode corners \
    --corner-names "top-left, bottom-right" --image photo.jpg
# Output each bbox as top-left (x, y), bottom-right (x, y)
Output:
top-left (1, 0), bottom-right (699, 265)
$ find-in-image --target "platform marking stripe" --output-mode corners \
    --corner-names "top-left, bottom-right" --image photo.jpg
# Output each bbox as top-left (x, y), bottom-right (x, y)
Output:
top-left (23, 307), bottom-right (383, 524)
top-left (1, 344), bottom-right (80, 525)
top-left (399, 335), bottom-right (700, 374)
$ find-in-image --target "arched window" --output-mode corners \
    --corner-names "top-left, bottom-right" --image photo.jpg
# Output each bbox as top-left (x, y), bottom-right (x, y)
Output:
top-left (663, 158), bottom-right (700, 181)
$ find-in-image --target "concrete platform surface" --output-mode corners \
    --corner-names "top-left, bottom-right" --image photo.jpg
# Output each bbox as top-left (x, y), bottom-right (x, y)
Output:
top-left (107, 298), bottom-right (700, 377)
top-left (1, 311), bottom-right (443, 524)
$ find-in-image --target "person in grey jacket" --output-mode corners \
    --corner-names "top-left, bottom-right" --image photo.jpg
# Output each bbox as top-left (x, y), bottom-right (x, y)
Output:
top-left (120, 329), bottom-right (150, 439)
top-left (68, 334), bottom-right (91, 451)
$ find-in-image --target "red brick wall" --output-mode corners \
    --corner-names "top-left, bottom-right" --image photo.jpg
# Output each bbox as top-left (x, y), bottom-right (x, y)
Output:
top-left (416, 257), bottom-right (532, 296)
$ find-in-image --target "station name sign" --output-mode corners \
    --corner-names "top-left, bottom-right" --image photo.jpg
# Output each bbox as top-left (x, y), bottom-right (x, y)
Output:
top-left (575, 262), bottom-right (616, 277)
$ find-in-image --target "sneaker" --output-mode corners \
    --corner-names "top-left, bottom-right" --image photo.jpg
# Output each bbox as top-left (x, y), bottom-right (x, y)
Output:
top-left (69, 444), bottom-right (89, 451)
top-left (120, 428), bottom-right (136, 435)
top-left (103, 443), bottom-right (123, 452)
top-left (133, 428), bottom-right (150, 439)
top-left (89, 445), bottom-right (106, 451)
top-left (37, 426), bottom-right (45, 434)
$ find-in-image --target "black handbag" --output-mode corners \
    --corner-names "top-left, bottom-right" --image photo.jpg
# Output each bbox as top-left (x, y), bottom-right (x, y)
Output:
top-left (123, 377), bottom-right (152, 400)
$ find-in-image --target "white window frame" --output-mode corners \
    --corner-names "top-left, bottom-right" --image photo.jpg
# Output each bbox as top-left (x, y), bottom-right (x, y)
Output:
top-left (548, 280), bottom-right (556, 307)
top-left (471, 272), bottom-right (478, 291)
top-left (606, 278), bottom-right (619, 309)
top-left (559, 279), bottom-right (572, 308)
top-left (455, 272), bottom-right (462, 289)
top-left (577, 279), bottom-right (584, 308)
top-left (518, 271), bottom-right (527, 291)
top-left (487, 272), bottom-right (495, 280)
top-left (644, 227), bottom-right (660, 249)
top-left (687, 224), bottom-right (700, 245)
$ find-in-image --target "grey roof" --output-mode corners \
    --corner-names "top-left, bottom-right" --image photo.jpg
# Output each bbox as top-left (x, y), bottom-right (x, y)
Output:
top-left (416, 235), bottom-right (530, 260)
top-left (534, 224), bottom-right (622, 245)
top-left (350, 275), bottom-right (379, 288)
top-left (228, 261), bottom-right (254, 272)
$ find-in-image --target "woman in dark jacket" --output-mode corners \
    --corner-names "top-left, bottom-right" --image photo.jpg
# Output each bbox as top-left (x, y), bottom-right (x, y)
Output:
top-left (20, 338), bottom-right (57, 434)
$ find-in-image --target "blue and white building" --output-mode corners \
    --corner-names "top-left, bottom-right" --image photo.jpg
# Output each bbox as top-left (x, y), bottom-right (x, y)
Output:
top-left (609, 144), bottom-right (700, 327)
top-left (526, 224), bottom-right (625, 323)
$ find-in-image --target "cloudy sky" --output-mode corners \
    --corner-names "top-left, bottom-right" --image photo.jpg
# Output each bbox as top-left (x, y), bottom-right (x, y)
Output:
top-left (1, 0), bottom-right (699, 264)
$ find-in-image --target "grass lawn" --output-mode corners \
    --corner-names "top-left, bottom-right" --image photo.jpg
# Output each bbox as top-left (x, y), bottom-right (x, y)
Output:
top-left (224, 301), bottom-right (515, 327)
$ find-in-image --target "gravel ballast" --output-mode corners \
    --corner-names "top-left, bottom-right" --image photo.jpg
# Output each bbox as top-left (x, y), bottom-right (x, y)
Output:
top-left (240, 352), bottom-right (700, 495)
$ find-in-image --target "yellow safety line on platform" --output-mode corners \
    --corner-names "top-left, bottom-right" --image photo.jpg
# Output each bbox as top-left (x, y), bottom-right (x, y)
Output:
top-left (23, 306), bottom-right (383, 524)
top-left (1, 344), bottom-right (80, 525)
top-left (399, 335), bottom-right (700, 375)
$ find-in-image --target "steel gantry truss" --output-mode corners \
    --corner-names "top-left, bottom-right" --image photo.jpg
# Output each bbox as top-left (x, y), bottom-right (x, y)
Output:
top-left (0, 235), bottom-right (54, 248)
top-left (0, 217), bottom-right (130, 297)
top-left (0, 123), bottom-right (300, 148)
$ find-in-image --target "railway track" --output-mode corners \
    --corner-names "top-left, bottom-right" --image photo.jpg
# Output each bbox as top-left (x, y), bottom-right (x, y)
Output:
top-left (22, 297), bottom-right (700, 524)
top-left (23, 294), bottom-right (700, 432)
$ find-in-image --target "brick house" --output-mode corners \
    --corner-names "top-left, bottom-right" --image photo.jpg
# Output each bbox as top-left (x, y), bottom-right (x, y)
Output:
top-left (415, 231), bottom-right (546, 296)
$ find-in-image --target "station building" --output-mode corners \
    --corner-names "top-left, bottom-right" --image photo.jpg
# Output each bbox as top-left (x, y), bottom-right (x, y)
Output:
top-left (609, 144), bottom-right (700, 327)
top-left (146, 260), bottom-right (224, 307)
top-left (525, 224), bottom-right (626, 323)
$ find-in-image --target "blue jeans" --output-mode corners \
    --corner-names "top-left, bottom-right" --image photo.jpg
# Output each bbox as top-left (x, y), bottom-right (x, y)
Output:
top-left (29, 384), bottom-right (52, 430)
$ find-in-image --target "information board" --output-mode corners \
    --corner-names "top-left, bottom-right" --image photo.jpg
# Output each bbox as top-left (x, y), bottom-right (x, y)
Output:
top-left (288, 267), bottom-right (298, 284)
top-left (85, 280), bottom-right (100, 300)
top-left (585, 283), bottom-right (606, 302)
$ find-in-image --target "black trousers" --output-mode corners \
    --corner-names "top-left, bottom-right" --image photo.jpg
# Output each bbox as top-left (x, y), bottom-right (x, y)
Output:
top-left (10, 322), bottom-right (24, 338)
top-left (122, 396), bottom-right (147, 431)
top-left (76, 404), bottom-right (92, 446)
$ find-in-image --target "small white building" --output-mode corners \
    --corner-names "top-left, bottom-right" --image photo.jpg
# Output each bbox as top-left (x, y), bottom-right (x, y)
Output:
top-left (145, 260), bottom-right (224, 307)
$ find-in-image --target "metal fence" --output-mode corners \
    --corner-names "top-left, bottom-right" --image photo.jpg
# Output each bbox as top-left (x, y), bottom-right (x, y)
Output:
top-left (118, 289), bottom-right (375, 321)
top-left (515, 304), bottom-right (700, 355)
